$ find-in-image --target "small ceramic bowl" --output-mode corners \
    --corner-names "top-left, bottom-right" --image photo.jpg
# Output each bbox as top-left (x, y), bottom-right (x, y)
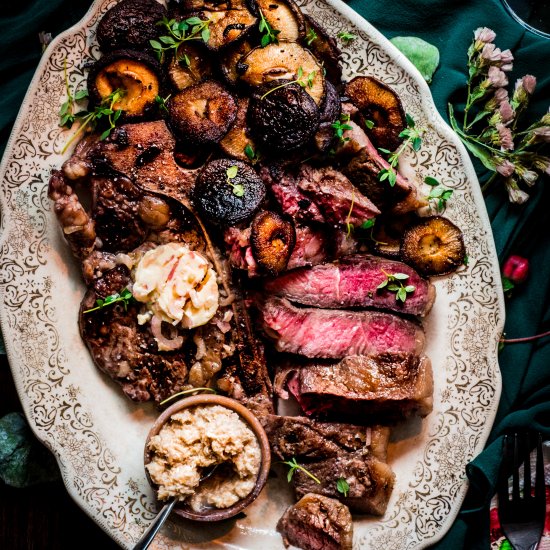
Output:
top-left (144, 394), bottom-right (271, 522)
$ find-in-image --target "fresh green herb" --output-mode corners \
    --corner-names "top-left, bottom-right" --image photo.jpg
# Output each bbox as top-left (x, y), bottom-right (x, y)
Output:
top-left (336, 478), bottom-right (349, 497)
top-left (150, 16), bottom-right (212, 63)
top-left (226, 165), bottom-right (245, 197)
top-left (345, 189), bottom-right (355, 236)
top-left (424, 176), bottom-right (454, 212)
top-left (332, 113), bottom-right (353, 144)
top-left (244, 143), bottom-right (260, 162)
top-left (377, 270), bottom-right (416, 302)
top-left (338, 31), bottom-right (357, 42)
top-left (389, 36), bottom-right (440, 84)
top-left (155, 94), bottom-right (171, 114)
top-left (502, 276), bottom-right (515, 293)
top-left (58, 59), bottom-right (89, 128)
top-left (377, 114), bottom-right (424, 187)
top-left (83, 287), bottom-right (134, 314)
top-left (306, 27), bottom-right (318, 46)
top-left (259, 9), bottom-right (280, 47)
top-left (281, 457), bottom-right (321, 484)
top-left (360, 219), bottom-right (376, 230)
top-left (260, 67), bottom-right (317, 100)
top-left (364, 118), bottom-right (375, 129)
top-left (61, 88), bottom-right (125, 154)
top-left (463, 254), bottom-right (469, 266)
top-left (159, 387), bottom-right (217, 407)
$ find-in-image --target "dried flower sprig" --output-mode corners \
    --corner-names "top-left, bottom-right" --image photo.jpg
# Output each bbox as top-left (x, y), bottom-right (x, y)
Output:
top-left (449, 27), bottom-right (550, 204)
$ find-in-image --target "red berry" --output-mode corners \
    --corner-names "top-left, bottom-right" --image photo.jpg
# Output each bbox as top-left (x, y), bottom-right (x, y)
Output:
top-left (502, 255), bottom-right (529, 284)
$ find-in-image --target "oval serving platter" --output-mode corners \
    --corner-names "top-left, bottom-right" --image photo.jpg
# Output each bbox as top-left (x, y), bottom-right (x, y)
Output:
top-left (0, 0), bottom-right (504, 548)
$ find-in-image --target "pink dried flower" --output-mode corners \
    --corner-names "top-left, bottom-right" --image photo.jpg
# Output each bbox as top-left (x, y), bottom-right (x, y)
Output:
top-left (533, 155), bottom-right (550, 175)
top-left (520, 170), bottom-right (538, 186)
top-left (513, 75), bottom-right (537, 105)
top-left (474, 27), bottom-right (496, 44)
top-left (488, 66), bottom-right (508, 88)
top-left (495, 158), bottom-right (515, 177)
top-left (499, 100), bottom-right (514, 124)
top-left (481, 43), bottom-right (500, 62)
top-left (505, 178), bottom-right (529, 204)
top-left (499, 49), bottom-right (514, 70)
top-left (496, 123), bottom-right (514, 150)
top-left (533, 127), bottom-right (550, 143)
top-left (495, 88), bottom-right (508, 102)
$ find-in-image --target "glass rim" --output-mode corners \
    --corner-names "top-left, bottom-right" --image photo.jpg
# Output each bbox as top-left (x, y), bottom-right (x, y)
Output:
top-left (501, 0), bottom-right (550, 38)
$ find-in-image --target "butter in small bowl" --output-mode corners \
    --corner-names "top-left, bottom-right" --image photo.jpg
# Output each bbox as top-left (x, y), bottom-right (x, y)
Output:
top-left (144, 394), bottom-right (271, 521)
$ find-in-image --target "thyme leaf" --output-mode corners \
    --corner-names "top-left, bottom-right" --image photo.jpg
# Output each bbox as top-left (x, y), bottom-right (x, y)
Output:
top-left (83, 288), bottom-right (134, 314)
top-left (377, 270), bottom-right (416, 302)
top-left (281, 458), bottom-right (321, 484)
top-left (336, 478), bottom-right (349, 497)
top-left (259, 9), bottom-right (280, 47)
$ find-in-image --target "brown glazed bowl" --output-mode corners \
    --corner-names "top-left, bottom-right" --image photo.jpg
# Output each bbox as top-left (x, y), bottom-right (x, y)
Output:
top-left (144, 394), bottom-right (271, 522)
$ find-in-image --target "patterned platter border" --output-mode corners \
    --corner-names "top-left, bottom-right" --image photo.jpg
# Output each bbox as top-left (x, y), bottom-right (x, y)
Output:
top-left (0, 0), bottom-right (504, 548)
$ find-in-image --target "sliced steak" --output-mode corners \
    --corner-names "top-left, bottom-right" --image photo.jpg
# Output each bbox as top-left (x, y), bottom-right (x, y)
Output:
top-left (297, 164), bottom-right (380, 226)
top-left (287, 225), bottom-right (329, 270)
top-left (275, 354), bottom-right (434, 421)
top-left (264, 254), bottom-right (436, 316)
top-left (277, 493), bottom-right (353, 550)
top-left (258, 296), bottom-right (425, 358)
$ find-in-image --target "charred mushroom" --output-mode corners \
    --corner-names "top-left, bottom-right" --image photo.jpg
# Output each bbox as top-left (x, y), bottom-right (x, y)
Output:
top-left (88, 49), bottom-right (161, 119)
top-left (168, 80), bottom-right (238, 144)
top-left (371, 213), bottom-right (418, 259)
top-left (167, 43), bottom-right (214, 91)
top-left (219, 40), bottom-right (253, 87)
top-left (251, 210), bottom-right (296, 275)
top-left (248, 80), bottom-right (320, 153)
top-left (193, 159), bottom-right (266, 225)
top-left (400, 216), bottom-right (465, 276)
top-left (345, 76), bottom-right (406, 151)
top-left (238, 41), bottom-right (326, 105)
top-left (198, 4), bottom-right (257, 50)
top-left (96, 0), bottom-right (167, 52)
top-left (220, 97), bottom-right (257, 161)
top-left (256, 0), bottom-right (306, 41)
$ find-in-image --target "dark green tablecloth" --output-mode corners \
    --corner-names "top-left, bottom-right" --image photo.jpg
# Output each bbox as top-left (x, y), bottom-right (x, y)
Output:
top-left (1, 1), bottom-right (549, 548)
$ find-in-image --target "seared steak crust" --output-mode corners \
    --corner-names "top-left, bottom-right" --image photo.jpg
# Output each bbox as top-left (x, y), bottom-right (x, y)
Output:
top-left (277, 493), bottom-right (353, 550)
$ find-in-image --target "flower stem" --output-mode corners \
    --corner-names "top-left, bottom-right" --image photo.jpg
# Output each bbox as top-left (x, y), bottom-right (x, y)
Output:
top-left (481, 171), bottom-right (498, 193)
top-left (500, 330), bottom-right (550, 344)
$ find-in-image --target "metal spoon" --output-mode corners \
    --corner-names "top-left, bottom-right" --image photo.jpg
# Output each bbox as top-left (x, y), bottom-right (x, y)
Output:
top-left (133, 465), bottom-right (219, 550)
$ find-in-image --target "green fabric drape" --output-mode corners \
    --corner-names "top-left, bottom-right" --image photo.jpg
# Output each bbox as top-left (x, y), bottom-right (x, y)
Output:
top-left (1, 1), bottom-right (549, 548)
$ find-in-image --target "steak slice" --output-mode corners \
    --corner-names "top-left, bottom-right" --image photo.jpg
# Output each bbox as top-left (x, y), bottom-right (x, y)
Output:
top-left (277, 493), bottom-right (353, 550)
top-left (264, 254), bottom-right (436, 317)
top-left (258, 296), bottom-right (425, 358)
top-left (275, 354), bottom-right (434, 422)
top-left (297, 164), bottom-right (380, 226)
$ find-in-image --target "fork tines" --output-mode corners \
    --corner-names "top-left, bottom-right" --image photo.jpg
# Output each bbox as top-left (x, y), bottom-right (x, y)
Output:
top-left (498, 432), bottom-right (546, 550)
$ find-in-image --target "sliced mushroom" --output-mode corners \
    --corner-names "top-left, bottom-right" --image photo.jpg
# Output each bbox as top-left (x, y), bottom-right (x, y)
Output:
top-left (251, 210), bottom-right (296, 275)
top-left (400, 216), bottom-right (465, 276)
top-left (345, 76), bottom-right (406, 151)
top-left (256, 0), bottom-right (305, 41)
top-left (193, 159), bottom-right (266, 226)
top-left (168, 80), bottom-right (238, 144)
top-left (219, 40), bottom-right (253, 87)
top-left (88, 49), bottom-right (161, 119)
top-left (197, 6), bottom-right (257, 50)
top-left (238, 41), bottom-right (326, 105)
top-left (248, 80), bottom-right (320, 153)
top-left (167, 43), bottom-right (214, 91)
top-left (96, 0), bottom-right (167, 52)
top-left (371, 213), bottom-right (418, 259)
top-left (302, 15), bottom-right (342, 85)
top-left (220, 97), bottom-right (257, 161)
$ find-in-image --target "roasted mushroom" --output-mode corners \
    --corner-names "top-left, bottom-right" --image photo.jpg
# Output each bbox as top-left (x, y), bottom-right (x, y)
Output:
top-left (167, 43), bottom-right (214, 91)
top-left (370, 213), bottom-right (418, 259)
top-left (193, 159), bottom-right (266, 225)
top-left (251, 210), bottom-right (296, 275)
top-left (87, 49), bottom-right (161, 119)
top-left (302, 15), bottom-right (342, 85)
top-left (319, 80), bottom-right (341, 124)
top-left (219, 40), bottom-right (253, 87)
top-left (199, 5), bottom-right (257, 50)
top-left (220, 97), bottom-right (257, 161)
top-left (238, 41), bottom-right (326, 105)
top-left (168, 80), bottom-right (238, 144)
top-left (400, 216), bottom-right (465, 276)
top-left (248, 80), bottom-right (320, 153)
top-left (345, 76), bottom-right (406, 151)
top-left (96, 0), bottom-right (167, 52)
top-left (255, 0), bottom-right (305, 41)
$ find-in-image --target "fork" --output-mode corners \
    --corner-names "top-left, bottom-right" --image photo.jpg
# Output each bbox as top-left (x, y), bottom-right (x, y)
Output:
top-left (497, 432), bottom-right (547, 550)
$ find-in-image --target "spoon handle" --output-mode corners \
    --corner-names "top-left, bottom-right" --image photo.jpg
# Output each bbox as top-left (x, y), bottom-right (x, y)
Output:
top-left (133, 498), bottom-right (177, 550)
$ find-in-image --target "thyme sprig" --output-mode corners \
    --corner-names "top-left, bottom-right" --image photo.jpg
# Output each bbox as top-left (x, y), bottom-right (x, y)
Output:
top-left (336, 478), bottom-right (350, 497)
top-left (338, 31), bottom-right (356, 43)
top-left (378, 114), bottom-right (424, 187)
top-left (155, 94), bottom-right (171, 114)
top-left (377, 270), bottom-right (416, 302)
top-left (58, 60), bottom-right (88, 129)
top-left (226, 165), bottom-right (245, 197)
top-left (425, 176), bottom-right (454, 212)
top-left (260, 67), bottom-right (316, 100)
top-left (150, 16), bottom-right (212, 63)
top-left (281, 458), bottom-right (321, 484)
top-left (259, 9), bottom-right (280, 47)
top-left (306, 28), bottom-right (318, 46)
top-left (83, 288), bottom-right (134, 314)
top-left (332, 113), bottom-right (353, 144)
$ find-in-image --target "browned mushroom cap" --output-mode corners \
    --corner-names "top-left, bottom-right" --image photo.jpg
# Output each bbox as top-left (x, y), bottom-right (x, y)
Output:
top-left (370, 212), bottom-right (419, 259)
top-left (255, 0), bottom-right (306, 41)
top-left (302, 15), bottom-right (342, 85)
top-left (96, 0), bottom-right (167, 52)
top-left (345, 76), bottom-right (406, 151)
top-left (400, 216), bottom-right (465, 276)
top-left (167, 43), bottom-right (214, 91)
top-left (87, 49), bottom-right (161, 120)
top-left (220, 97), bottom-right (257, 161)
top-left (219, 40), bottom-right (253, 87)
top-left (251, 210), bottom-right (296, 275)
top-left (238, 41), bottom-right (326, 106)
top-left (168, 80), bottom-right (238, 144)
